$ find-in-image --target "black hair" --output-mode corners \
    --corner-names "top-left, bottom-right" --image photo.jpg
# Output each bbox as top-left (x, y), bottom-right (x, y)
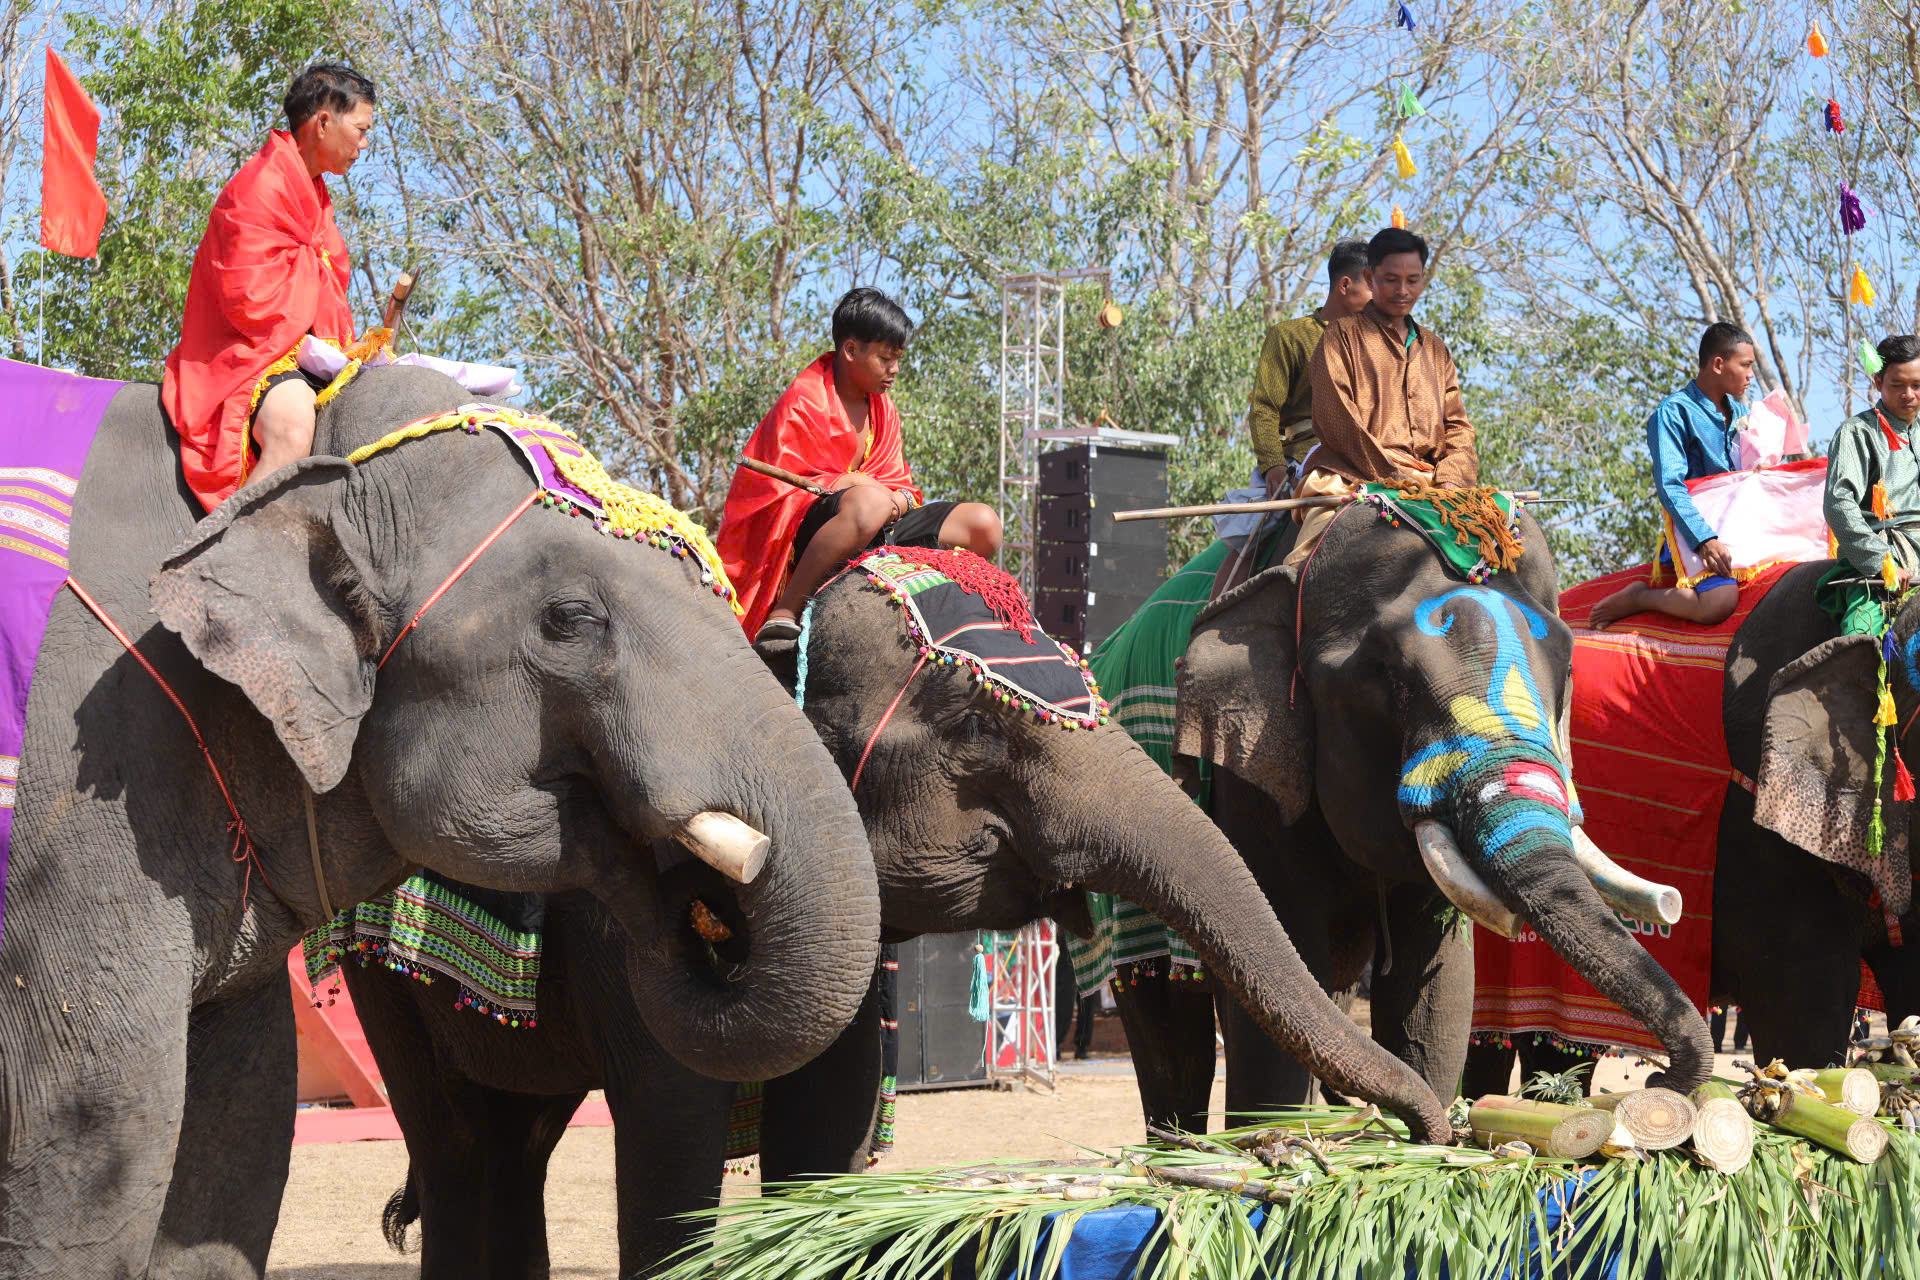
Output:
top-left (1327, 238), bottom-right (1370, 285)
top-left (1367, 227), bottom-right (1429, 268)
top-left (831, 287), bottom-right (914, 349)
top-left (284, 64), bottom-right (376, 133)
top-left (1697, 322), bottom-right (1755, 367)
top-left (1877, 335), bottom-right (1920, 372)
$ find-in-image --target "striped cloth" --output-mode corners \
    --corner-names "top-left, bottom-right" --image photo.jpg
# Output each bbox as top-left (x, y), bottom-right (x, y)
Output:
top-left (1065, 541), bottom-right (1232, 995)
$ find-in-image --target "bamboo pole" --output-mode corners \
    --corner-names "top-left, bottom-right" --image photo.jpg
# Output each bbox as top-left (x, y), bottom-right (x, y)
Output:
top-left (1687, 1082), bottom-right (1755, 1174)
top-left (1468, 1095), bottom-right (1613, 1158)
top-left (1590, 1088), bottom-right (1696, 1150)
top-left (1751, 1090), bottom-right (1890, 1163)
top-left (1112, 490), bottom-right (1543, 523)
top-left (1810, 1067), bottom-right (1881, 1117)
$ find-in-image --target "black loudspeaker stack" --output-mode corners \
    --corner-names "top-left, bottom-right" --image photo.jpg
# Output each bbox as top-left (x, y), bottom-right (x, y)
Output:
top-left (1033, 444), bottom-right (1170, 652)
top-left (893, 932), bottom-right (989, 1090)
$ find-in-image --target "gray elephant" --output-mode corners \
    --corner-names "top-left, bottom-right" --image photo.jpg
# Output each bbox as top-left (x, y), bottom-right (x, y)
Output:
top-left (1115, 502), bottom-right (1712, 1131)
top-left (0, 368), bottom-right (879, 1279)
top-left (334, 546), bottom-right (1456, 1278)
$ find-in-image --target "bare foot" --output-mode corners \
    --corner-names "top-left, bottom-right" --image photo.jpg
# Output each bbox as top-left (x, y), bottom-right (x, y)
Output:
top-left (1586, 585), bottom-right (1644, 631)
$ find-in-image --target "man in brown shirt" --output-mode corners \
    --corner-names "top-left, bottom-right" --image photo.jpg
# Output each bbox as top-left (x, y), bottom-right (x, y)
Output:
top-left (1246, 238), bottom-right (1372, 496)
top-left (1286, 226), bottom-right (1477, 565)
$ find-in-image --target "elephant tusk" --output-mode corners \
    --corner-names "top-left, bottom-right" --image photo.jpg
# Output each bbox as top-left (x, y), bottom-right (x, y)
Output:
top-left (674, 812), bottom-right (772, 885)
top-left (1571, 827), bottom-right (1682, 926)
top-left (1414, 821), bottom-right (1523, 939)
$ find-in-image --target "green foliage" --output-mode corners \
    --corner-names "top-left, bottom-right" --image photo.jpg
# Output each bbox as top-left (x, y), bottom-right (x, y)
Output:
top-left (19, 0), bottom-right (341, 380)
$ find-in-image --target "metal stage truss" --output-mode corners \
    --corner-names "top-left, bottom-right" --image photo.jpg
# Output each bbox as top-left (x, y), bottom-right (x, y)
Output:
top-left (983, 920), bottom-right (1059, 1090)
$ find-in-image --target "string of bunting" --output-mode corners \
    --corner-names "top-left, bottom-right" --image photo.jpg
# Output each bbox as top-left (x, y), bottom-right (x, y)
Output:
top-left (1806, 18), bottom-right (1883, 374)
top-left (1386, 1), bottom-right (1426, 230)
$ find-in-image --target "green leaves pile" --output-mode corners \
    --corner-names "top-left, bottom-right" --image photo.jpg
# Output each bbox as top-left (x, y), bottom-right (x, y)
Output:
top-left (657, 1104), bottom-right (1920, 1280)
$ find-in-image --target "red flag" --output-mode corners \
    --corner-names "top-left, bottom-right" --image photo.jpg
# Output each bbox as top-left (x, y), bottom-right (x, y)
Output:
top-left (40, 48), bottom-right (104, 258)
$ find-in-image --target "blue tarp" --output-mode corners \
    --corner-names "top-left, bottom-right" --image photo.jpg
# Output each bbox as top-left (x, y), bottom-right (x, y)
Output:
top-left (937, 1171), bottom-right (1663, 1280)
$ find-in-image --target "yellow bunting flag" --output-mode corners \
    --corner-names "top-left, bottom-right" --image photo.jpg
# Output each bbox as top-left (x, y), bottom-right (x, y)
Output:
top-left (1808, 20), bottom-right (1828, 57)
top-left (1852, 265), bottom-right (1878, 306)
top-left (1393, 134), bottom-right (1416, 179)
top-left (1391, 204), bottom-right (1408, 229)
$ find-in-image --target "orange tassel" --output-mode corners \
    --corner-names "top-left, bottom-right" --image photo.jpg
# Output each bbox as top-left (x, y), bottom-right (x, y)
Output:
top-left (1874, 483), bottom-right (1891, 521)
top-left (1809, 20), bottom-right (1828, 56)
top-left (1852, 265), bottom-right (1878, 306)
top-left (1391, 204), bottom-right (1408, 229)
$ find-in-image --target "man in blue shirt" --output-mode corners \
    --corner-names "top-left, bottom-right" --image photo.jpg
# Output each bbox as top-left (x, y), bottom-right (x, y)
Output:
top-left (1590, 322), bottom-right (1756, 629)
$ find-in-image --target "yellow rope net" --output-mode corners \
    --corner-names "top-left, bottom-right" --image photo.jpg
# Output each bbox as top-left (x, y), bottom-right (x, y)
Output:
top-left (1395, 483), bottom-right (1526, 575)
top-left (348, 406), bottom-right (741, 614)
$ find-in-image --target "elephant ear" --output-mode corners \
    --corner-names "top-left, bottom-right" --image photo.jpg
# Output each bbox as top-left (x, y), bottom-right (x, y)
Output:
top-left (149, 457), bottom-right (377, 794)
top-left (1174, 562), bottom-right (1313, 823)
top-left (1755, 633), bottom-right (1912, 912)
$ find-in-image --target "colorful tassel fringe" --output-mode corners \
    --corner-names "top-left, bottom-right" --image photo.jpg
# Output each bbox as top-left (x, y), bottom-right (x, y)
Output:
top-left (1852, 265), bottom-right (1878, 306)
top-left (1393, 134), bottom-right (1416, 179)
top-left (1840, 182), bottom-right (1867, 236)
top-left (1808, 20), bottom-right (1828, 57)
top-left (1391, 203), bottom-right (1408, 229)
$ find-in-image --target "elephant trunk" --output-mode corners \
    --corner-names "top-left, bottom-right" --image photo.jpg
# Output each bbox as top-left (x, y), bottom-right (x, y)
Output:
top-left (595, 649), bottom-right (881, 1083)
top-left (1488, 839), bottom-right (1712, 1092)
top-left (1042, 733), bottom-right (1453, 1143)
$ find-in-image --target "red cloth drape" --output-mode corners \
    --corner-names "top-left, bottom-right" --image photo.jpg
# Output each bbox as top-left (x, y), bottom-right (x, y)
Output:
top-left (39, 49), bottom-right (104, 259)
top-left (161, 131), bottom-right (354, 512)
top-left (716, 353), bottom-right (922, 637)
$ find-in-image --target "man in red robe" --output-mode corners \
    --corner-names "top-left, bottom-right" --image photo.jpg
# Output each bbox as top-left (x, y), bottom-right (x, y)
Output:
top-left (162, 64), bottom-right (375, 513)
top-left (718, 288), bottom-right (1002, 641)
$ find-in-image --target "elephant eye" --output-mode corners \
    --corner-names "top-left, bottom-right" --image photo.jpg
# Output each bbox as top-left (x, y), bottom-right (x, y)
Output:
top-left (542, 597), bottom-right (607, 639)
top-left (959, 710), bottom-right (990, 743)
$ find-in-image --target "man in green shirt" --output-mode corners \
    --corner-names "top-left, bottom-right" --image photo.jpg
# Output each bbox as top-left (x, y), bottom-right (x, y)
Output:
top-left (1821, 334), bottom-right (1920, 634)
top-left (1246, 239), bottom-right (1372, 497)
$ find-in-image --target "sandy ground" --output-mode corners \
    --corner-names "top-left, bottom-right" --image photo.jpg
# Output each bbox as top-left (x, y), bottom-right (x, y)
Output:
top-left (265, 1004), bottom-right (1748, 1278)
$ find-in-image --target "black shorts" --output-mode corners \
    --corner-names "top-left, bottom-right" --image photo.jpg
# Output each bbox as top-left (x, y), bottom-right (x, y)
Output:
top-left (791, 491), bottom-right (957, 562)
top-left (250, 366), bottom-right (329, 423)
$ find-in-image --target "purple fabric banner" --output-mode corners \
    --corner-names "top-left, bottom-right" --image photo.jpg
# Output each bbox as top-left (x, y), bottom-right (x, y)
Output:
top-left (0, 358), bottom-right (125, 943)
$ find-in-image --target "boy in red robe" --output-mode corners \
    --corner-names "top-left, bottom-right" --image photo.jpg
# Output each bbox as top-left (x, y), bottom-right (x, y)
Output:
top-left (162, 64), bottom-right (375, 513)
top-left (718, 288), bottom-right (1002, 641)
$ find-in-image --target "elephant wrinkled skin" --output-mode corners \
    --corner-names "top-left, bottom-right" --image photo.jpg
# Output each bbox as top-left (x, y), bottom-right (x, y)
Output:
top-left (0, 368), bottom-right (878, 1279)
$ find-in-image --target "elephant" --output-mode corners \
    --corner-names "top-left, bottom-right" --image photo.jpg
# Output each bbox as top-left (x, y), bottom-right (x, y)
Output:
top-left (0, 366), bottom-right (880, 1279)
top-left (1112, 502), bottom-right (1714, 1133)
top-left (335, 545), bottom-right (1458, 1278)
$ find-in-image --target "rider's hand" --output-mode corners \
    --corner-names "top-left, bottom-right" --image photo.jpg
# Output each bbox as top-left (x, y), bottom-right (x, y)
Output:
top-left (1698, 537), bottom-right (1735, 579)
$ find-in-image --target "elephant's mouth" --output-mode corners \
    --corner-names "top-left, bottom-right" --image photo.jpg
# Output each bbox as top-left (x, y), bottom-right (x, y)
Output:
top-left (654, 855), bottom-right (754, 983)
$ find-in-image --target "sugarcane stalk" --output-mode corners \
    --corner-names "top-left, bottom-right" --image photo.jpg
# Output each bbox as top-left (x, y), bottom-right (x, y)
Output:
top-left (1145, 1165), bottom-right (1296, 1203)
top-left (1810, 1067), bottom-right (1881, 1116)
top-left (1687, 1082), bottom-right (1755, 1175)
top-left (1862, 1062), bottom-right (1920, 1084)
top-left (1589, 1088), bottom-right (1697, 1150)
top-left (1468, 1095), bottom-right (1613, 1158)
top-left (1750, 1090), bottom-right (1890, 1163)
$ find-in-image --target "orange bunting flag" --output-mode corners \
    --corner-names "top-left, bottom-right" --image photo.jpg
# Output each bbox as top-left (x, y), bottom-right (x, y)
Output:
top-left (1851, 265), bottom-right (1877, 306)
top-left (1393, 135), bottom-right (1416, 180)
top-left (1808, 20), bottom-right (1828, 56)
top-left (1391, 204), bottom-right (1408, 229)
top-left (39, 49), bottom-right (105, 259)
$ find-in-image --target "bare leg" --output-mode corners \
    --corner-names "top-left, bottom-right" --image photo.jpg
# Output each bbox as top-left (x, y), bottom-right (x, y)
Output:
top-left (765, 484), bottom-right (895, 626)
top-left (1589, 580), bottom-right (1737, 630)
top-left (251, 377), bottom-right (318, 485)
top-left (935, 502), bottom-right (1002, 557)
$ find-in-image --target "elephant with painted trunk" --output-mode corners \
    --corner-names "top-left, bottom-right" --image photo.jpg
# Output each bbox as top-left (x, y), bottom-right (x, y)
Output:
top-left (335, 547), bottom-right (1455, 1278)
top-left (1113, 500), bottom-right (1711, 1132)
top-left (0, 367), bottom-right (879, 1279)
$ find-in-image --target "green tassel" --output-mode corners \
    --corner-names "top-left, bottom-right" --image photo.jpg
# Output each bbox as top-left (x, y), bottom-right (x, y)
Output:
top-left (968, 946), bottom-right (991, 1021)
top-left (1863, 339), bottom-right (1885, 376)
top-left (1399, 84), bottom-right (1425, 117)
